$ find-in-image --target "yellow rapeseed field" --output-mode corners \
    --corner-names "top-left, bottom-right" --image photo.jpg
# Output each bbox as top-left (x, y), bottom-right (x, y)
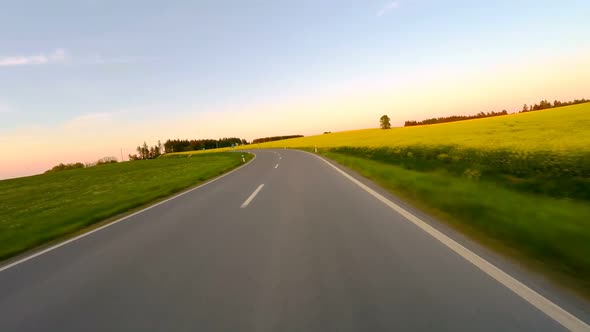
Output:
top-left (248, 103), bottom-right (590, 153)
top-left (166, 103), bottom-right (589, 157)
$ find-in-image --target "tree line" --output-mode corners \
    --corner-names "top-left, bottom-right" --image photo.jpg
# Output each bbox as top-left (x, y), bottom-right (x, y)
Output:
top-left (163, 137), bottom-right (247, 153)
top-left (131, 135), bottom-right (304, 159)
top-left (404, 110), bottom-right (508, 127)
top-left (128, 141), bottom-right (163, 160)
top-left (404, 98), bottom-right (588, 127)
top-left (521, 98), bottom-right (588, 112)
top-left (251, 135), bottom-right (303, 144)
top-left (126, 137), bottom-right (249, 160)
top-left (45, 157), bottom-right (118, 173)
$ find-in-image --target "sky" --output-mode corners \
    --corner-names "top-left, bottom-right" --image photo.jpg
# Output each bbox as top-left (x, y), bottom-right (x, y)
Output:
top-left (1, 0), bottom-right (589, 179)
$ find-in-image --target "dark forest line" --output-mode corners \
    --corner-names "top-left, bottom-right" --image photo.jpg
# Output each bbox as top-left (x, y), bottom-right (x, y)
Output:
top-left (404, 98), bottom-right (589, 127)
top-left (251, 135), bottom-right (304, 144)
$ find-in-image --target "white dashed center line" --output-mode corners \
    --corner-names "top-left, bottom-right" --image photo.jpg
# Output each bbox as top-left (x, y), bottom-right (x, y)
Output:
top-left (240, 184), bottom-right (264, 208)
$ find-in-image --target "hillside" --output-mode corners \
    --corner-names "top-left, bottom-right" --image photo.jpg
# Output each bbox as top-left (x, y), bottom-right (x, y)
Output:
top-left (239, 102), bottom-right (590, 296)
top-left (250, 103), bottom-right (590, 153)
top-left (0, 153), bottom-right (250, 260)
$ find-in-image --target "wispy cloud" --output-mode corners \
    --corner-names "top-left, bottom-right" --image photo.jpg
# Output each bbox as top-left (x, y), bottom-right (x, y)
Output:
top-left (377, 1), bottom-right (401, 17)
top-left (0, 49), bottom-right (68, 67)
top-left (0, 103), bottom-right (15, 114)
top-left (63, 112), bottom-right (113, 130)
top-left (82, 55), bottom-right (153, 65)
top-left (0, 49), bottom-right (151, 67)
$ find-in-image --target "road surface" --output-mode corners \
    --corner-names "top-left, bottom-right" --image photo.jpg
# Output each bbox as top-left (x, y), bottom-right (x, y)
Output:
top-left (0, 149), bottom-right (588, 331)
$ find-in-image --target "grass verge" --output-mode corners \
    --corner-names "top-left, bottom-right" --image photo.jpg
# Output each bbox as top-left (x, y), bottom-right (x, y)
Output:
top-left (323, 151), bottom-right (590, 296)
top-left (0, 152), bottom-right (252, 261)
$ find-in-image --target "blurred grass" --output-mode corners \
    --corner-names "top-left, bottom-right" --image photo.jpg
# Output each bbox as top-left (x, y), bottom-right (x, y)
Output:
top-left (324, 151), bottom-right (590, 295)
top-left (0, 153), bottom-right (251, 260)
top-left (329, 146), bottom-right (590, 200)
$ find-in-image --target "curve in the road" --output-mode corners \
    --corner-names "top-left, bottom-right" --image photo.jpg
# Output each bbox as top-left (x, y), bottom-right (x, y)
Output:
top-left (0, 149), bottom-right (588, 332)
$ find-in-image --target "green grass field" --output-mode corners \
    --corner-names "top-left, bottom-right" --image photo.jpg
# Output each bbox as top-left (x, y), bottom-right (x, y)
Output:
top-left (324, 152), bottom-right (590, 294)
top-left (0, 152), bottom-right (251, 261)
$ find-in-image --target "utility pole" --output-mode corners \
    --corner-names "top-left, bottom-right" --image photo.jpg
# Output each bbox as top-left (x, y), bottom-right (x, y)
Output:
top-left (120, 148), bottom-right (124, 162)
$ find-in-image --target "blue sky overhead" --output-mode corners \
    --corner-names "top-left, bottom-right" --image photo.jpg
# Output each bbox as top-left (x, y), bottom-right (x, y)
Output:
top-left (1, 0), bottom-right (589, 178)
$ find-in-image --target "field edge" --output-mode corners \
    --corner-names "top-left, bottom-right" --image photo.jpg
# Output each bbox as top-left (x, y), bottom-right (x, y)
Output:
top-left (0, 152), bottom-right (255, 267)
top-left (315, 149), bottom-right (590, 302)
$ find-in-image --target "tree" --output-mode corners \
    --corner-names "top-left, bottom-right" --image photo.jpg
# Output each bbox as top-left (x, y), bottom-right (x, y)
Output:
top-left (380, 115), bottom-right (391, 129)
top-left (141, 142), bottom-right (149, 159)
top-left (45, 162), bottom-right (85, 173)
top-left (522, 104), bottom-right (529, 112)
top-left (96, 156), bottom-right (118, 165)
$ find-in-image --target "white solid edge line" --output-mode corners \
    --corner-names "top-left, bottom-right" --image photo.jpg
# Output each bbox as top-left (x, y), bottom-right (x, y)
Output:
top-left (241, 184), bottom-right (264, 208)
top-left (311, 153), bottom-right (589, 332)
top-left (0, 153), bottom-right (257, 273)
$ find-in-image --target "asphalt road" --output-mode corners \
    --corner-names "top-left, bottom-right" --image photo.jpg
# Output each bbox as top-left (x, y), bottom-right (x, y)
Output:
top-left (0, 149), bottom-right (588, 331)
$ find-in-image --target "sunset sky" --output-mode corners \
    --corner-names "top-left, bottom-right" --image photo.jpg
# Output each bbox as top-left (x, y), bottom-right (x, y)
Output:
top-left (1, 0), bottom-right (589, 179)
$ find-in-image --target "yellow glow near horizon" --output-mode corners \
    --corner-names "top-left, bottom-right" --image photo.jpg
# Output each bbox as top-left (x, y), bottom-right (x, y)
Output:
top-left (1, 54), bottom-right (589, 179)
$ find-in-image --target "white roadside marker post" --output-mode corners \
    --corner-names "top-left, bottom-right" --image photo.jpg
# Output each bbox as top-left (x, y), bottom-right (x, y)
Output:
top-left (242, 154), bottom-right (245, 163)
top-left (314, 146), bottom-right (318, 153)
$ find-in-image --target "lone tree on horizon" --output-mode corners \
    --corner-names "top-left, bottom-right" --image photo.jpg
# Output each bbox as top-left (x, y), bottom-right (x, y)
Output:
top-left (380, 115), bottom-right (391, 129)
